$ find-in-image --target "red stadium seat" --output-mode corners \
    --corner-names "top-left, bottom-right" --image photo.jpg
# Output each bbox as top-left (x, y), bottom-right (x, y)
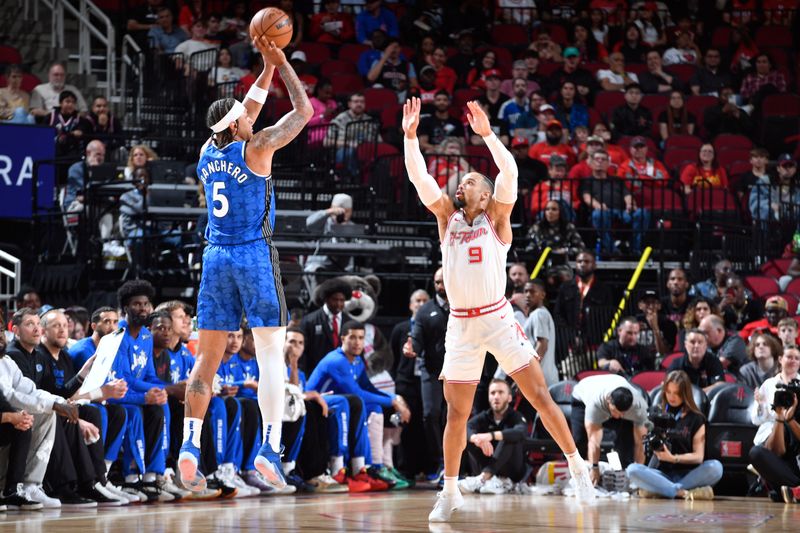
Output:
top-left (636, 184), bottom-right (685, 215)
top-left (744, 275), bottom-right (780, 298)
top-left (755, 25), bottom-right (793, 48)
top-left (338, 43), bottom-right (370, 65)
top-left (594, 91), bottom-right (625, 120)
top-left (21, 73), bottom-right (41, 93)
top-left (330, 74), bottom-right (364, 97)
top-left (663, 147), bottom-right (698, 173)
top-left (631, 371), bottom-right (667, 392)
top-left (0, 45), bottom-right (22, 65)
top-left (665, 64), bottom-right (697, 85)
top-left (537, 61), bottom-right (561, 77)
top-left (454, 88), bottom-right (482, 110)
top-left (320, 59), bottom-right (357, 78)
top-left (785, 277), bottom-right (800, 296)
top-left (713, 134), bottom-right (753, 152)
top-left (686, 95), bottom-right (717, 135)
top-left (380, 103), bottom-right (402, 129)
top-left (760, 258), bottom-right (794, 278)
top-left (717, 148), bottom-right (752, 169)
top-left (296, 42), bottom-right (331, 65)
top-left (686, 188), bottom-right (740, 221)
top-left (664, 134), bottom-right (702, 151)
top-left (364, 87), bottom-right (397, 112)
top-left (762, 94), bottom-right (800, 117)
top-left (711, 27), bottom-right (732, 49)
top-left (723, 372), bottom-right (738, 383)
top-left (660, 352), bottom-right (682, 370)
top-left (575, 370), bottom-right (611, 381)
top-left (491, 24), bottom-right (529, 47)
top-left (641, 94), bottom-right (668, 111)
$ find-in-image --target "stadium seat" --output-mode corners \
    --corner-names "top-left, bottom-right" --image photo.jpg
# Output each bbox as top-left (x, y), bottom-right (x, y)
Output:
top-left (454, 88), bottom-right (482, 110)
top-left (784, 277), bottom-right (800, 295)
top-left (636, 183), bottom-right (685, 215)
top-left (364, 87), bottom-right (398, 112)
top-left (631, 370), bottom-right (667, 392)
top-left (660, 352), bottom-right (682, 370)
top-left (330, 74), bottom-right (364, 97)
top-left (594, 91), bottom-right (625, 120)
top-left (320, 59), bottom-right (357, 78)
top-left (755, 25), bottom-right (793, 48)
top-left (762, 94), bottom-right (800, 117)
top-left (664, 134), bottom-right (702, 151)
top-left (743, 275), bottom-right (780, 298)
top-left (717, 147), bottom-right (752, 169)
top-left (686, 188), bottom-right (740, 222)
top-left (575, 369), bottom-right (611, 381)
top-left (629, 382), bottom-right (651, 407)
top-left (663, 147), bottom-right (698, 173)
top-left (21, 72), bottom-right (41, 92)
top-left (705, 384), bottom-right (757, 478)
top-left (337, 43), bottom-right (370, 65)
top-left (649, 384), bottom-right (709, 416)
top-left (759, 258), bottom-right (794, 278)
top-left (641, 94), bottom-right (668, 111)
top-left (296, 42), bottom-right (331, 65)
top-left (712, 134), bottom-right (753, 152)
top-left (711, 26), bottom-right (732, 49)
top-left (723, 372), bottom-right (738, 383)
top-left (379, 103), bottom-right (402, 129)
top-left (665, 64), bottom-right (697, 85)
top-left (0, 44), bottom-right (22, 65)
top-left (490, 24), bottom-right (529, 47)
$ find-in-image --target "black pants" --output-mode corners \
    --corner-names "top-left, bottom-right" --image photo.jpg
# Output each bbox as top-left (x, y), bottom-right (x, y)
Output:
top-left (239, 398), bottom-right (261, 470)
top-left (80, 405), bottom-right (108, 486)
top-left (466, 439), bottom-right (530, 482)
top-left (281, 401), bottom-right (329, 480)
top-left (0, 422), bottom-right (32, 493)
top-left (570, 400), bottom-right (636, 467)
top-left (44, 418), bottom-right (90, 494)
top-left (749, 445), bottom-right (800, 489)
top-left (141, 404), bottom-right (165, 475)
top-left (420, 367), bottom-right (444, 470)
top-left (397, 383), bottom-right (429, 477)
top-left (343, 394), bottom-right (363, 454)
top-left (103, 404), bottom-right (126, 467)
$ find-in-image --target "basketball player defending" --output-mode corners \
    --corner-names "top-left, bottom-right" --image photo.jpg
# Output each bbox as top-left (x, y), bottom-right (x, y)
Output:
top-left (402, 97), bottom-right (595, 521)
top-left (178, 37), bottom-right (313, 491)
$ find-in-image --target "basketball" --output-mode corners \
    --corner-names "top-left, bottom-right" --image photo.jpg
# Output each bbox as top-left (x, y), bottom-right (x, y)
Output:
top-left (249, 7), bottom-right (293, 49)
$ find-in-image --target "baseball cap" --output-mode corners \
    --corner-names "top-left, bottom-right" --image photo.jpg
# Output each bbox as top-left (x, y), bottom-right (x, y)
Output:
top-left (290, 50), bottom-right (307, 62)
top-left (538, 103), bottom-right (555, 113)
top-left (512, 60), bottom-right (527, 69)
top-left (511, 136), bottom-right (529, 148)
top-left (546, 119), bottom-right (562, 129)
top-left (639, 289), bottom-right (659, 301)
top-left (563, 47), bottom-right (580, 58)
top-left (586, 135), bottom-right (605, 145)
top-left (549, 155), bottom-right (567, 167)
top-left (420, 65), bottom-right (435, 75)
top-left (483, 68), bottom-right (502, 79)
top-left (631, 136), bottom-right (648, 147)
top-left (766, 295), bottom-right (788, 310)
top-left (778, 153), bottom-right (796, 166)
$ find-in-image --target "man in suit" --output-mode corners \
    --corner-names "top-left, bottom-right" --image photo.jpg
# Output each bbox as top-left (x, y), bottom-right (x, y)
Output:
top-left (555, 249), bottom-right (614, 346)
top-left (300, 279), bottom-right (355, 375)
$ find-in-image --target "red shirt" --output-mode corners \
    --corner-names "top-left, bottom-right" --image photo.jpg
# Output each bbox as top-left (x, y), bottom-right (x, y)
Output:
top-left (680, 164), bottom-right (729, 189)
top-left (620, 157), bottom-right (670, 190)
top-left (434, 66), bottom-right (457, 95)
top-left (309, 12), bottom-right (355, 44)
top-left (528, 142), bottom-right (576, 167)
top-left (739, 317), bottom-right (800, 343)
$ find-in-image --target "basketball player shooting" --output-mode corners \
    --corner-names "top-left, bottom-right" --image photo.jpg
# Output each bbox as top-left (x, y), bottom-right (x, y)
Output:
top-left (402, 97), bottom-right (595, 521)
top-left (178, 36), bottom-right (313, 492)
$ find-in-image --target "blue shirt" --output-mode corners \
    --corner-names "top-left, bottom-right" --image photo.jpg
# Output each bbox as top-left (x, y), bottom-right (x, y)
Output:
top-left (68, 336), bottom-right (97, 369)
top-left (498, 99), bottom-right (529, 130)
top-left (238, 355), bottom-right (259, 399)
top-left (197, 140), bottom-right (274, 246)
top-left (217, 354), bottom-right (246, 387)
top-left (147, 25), bottom-right (189, 53)
top-left (355, 7), bottom-right (399, 44)
top-left (163, 343), bottom-right (195, 384)
top-left (306, 348), bottom-right (394, 408)
top-left (108, 326), bottom-right (163, 405)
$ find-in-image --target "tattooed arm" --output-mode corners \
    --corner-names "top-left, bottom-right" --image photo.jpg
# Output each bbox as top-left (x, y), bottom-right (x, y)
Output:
top-left (243, 35), bottom-right (277, 122)
top-left (246, 53), bottom-right (313, 175)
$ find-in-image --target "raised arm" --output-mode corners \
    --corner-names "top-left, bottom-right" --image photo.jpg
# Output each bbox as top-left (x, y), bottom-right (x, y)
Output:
top-left (250, 42), bottom-right (313, 157)
top-left (402, 97), bottom-right (454, 232)
top-left (242, 35), bottom-right (277, 122)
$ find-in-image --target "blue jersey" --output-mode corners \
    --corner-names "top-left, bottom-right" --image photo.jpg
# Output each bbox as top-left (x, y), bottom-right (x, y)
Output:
top-left (108, 326), bottom-right (163, 405)
top-left (163, 343), bottom-right (195, 384)
top-left (306, 348), bottom-right (394, 408)
top-left (238, 355), bottom-right (259, 399)
top-left (217, 353), bottom-right (246, 387)
top-left (197, 140), bottom-right (275, 246)
top-left (68, 336), bottom-right (97, 369)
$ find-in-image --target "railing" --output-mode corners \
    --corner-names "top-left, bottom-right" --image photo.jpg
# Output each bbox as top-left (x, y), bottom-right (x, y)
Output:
top-left (0, 249), bottom-right (22, 313)
top-left (121, 34), bottom-right (144, 125)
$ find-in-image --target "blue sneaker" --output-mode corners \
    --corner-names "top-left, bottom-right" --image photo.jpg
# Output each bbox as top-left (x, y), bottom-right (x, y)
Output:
top-left (254, 443), bottom-right (286, 490)
top-left (178, 442), bottom-right (207, 491)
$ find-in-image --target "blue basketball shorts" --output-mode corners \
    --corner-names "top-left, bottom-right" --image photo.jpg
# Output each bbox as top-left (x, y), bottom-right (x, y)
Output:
top-left (197, 239), bottom-right (287, 330)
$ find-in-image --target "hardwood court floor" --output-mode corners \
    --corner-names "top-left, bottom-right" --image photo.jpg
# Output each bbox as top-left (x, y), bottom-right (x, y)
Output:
top-left (1, 491), bottom-right (798, 532)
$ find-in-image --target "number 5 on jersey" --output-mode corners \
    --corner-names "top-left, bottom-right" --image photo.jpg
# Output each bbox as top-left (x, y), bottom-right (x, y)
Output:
top-left (468, 246), bottom-right (483, 264)
top-left (212, 182), bottom-right (229, 217)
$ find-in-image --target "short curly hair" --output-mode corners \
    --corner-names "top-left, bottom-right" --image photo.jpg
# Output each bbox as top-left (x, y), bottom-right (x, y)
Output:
top-left (117, 279), bottom-right (155, 309)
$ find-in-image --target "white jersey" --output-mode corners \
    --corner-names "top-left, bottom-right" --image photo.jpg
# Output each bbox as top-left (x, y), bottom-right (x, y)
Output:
top-left (441, 209), bottom-right (510, 311)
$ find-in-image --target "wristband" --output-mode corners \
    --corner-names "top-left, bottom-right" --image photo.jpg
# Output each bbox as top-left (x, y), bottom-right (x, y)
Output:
top-left (89, 388), bottom-right (103, 401)
top-left (246, 85), bottom-right (269, 104)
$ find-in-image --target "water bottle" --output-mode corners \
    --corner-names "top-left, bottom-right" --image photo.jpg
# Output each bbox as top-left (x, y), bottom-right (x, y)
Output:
top-left (595, 239), bottom-right (602, 262)
top-left (793, 229), bottom-right (800, 253)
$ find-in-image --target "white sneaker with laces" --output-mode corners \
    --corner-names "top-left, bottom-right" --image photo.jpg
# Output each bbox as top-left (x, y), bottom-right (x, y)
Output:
top-left (94, 482), bottom-right (127, 505)
top-left (23, 484), bottom-right (61, 509)
top-left (104, 482), bottom-right (137, 504)
top-left (570, 460), bottom-right (596, 503)
top-left (428, 490), bottom-right (464, 522)
top-left (479, 476), bottom-right (510, 495)
top-left (159, 471), bottom-right (192, 499)
top-left (457, 475), bottom-right (485, 494)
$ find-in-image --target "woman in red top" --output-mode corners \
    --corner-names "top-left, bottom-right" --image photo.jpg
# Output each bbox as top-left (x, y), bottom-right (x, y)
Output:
top-left (430, 46), bottom-right (457, 95)
top-left (465, 50), bottom-right (498, 90)
top-left (309, 0), bottom-right (355, 44)
top-left (680, 143), bottom-right (729, 194)
top-left (179, 0), bottom-right (203, 34)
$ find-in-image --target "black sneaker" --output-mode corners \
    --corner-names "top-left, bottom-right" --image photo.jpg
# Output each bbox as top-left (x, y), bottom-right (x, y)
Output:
top-left (78, 487), bottom-right (122, 507)
top-left (1, 492), bottom-right (43, 511)
top-left (57, 491), bottom-right (97, 508)
top-left (206, 479), bottom-right (238, 499)
top-left (367, 466), bottom-right (396, 488)
top-left (141, 482), bottom-right (175, 503)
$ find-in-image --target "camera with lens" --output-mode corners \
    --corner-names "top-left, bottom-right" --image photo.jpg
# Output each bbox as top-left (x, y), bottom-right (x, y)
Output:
top-left (772, 379), bottom-right (800, 411)
top-left (644, 413), bottom-right (677, 454)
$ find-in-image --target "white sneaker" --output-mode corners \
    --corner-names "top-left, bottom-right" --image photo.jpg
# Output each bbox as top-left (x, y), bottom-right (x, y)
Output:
top-left (570, 460), bottom-right (596, 503)
top-left (225, 468), bottom-right (259, 498)
top-left (215, 464), bottom-right (255, 498)
top-left (457, 475), bottom-right (485, 493)
top-left (94, 482), bottom-right (127, 506)
top-left (103, 482), bottom-right (137, 504)
top-left (23, 484), bottom-right (61, 509)
top-left (159, 472), bottom-right (192, 500)
top-left (479, 476), bottom-right (511, 495)
top-left (428, 491), bottom-right (464, 522)
top-left (120, 485), bottom-right (148, 503)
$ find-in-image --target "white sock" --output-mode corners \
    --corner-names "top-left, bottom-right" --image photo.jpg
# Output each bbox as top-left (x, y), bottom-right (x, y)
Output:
top-left (253, 326), bottom-right (287, 451)
top-left (182, 417), bottom-right (203, 448)
top-left (565, 450), bottom-right (584, 471)
top-left (125, 474), bottom-right (139, 484)
top-left (443, 476), bottom-right (459, 495)
top-left (367, 412), bottom-right (384, 466)
top-left (142, 472), bottom-right (156, 483)
top-left (330, 456), bottom-right (344, 473)
top-left (105, 460), bottom-right (113, 475)
top-left (351, 456), bottom-right (365, 472)
top-left (282, 461), bottom-right (296, 475)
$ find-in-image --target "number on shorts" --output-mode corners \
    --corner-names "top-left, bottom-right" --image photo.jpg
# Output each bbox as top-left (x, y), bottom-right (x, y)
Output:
top-left (468, 246), bottom-right (483, 264)
top-left (212, 182), bottom-right (229, 217)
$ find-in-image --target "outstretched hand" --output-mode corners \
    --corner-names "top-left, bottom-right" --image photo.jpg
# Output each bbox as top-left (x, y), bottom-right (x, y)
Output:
top-left (466, 100), bottom-right (492, 138)
top-left (402, 97), bottom-right (421, 138)
top-left (254, 36), bottom-right (286, 67)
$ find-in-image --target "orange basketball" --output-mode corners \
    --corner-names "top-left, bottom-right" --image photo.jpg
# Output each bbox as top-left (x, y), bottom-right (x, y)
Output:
top-left (249, 7), bottom-right (293, 49)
